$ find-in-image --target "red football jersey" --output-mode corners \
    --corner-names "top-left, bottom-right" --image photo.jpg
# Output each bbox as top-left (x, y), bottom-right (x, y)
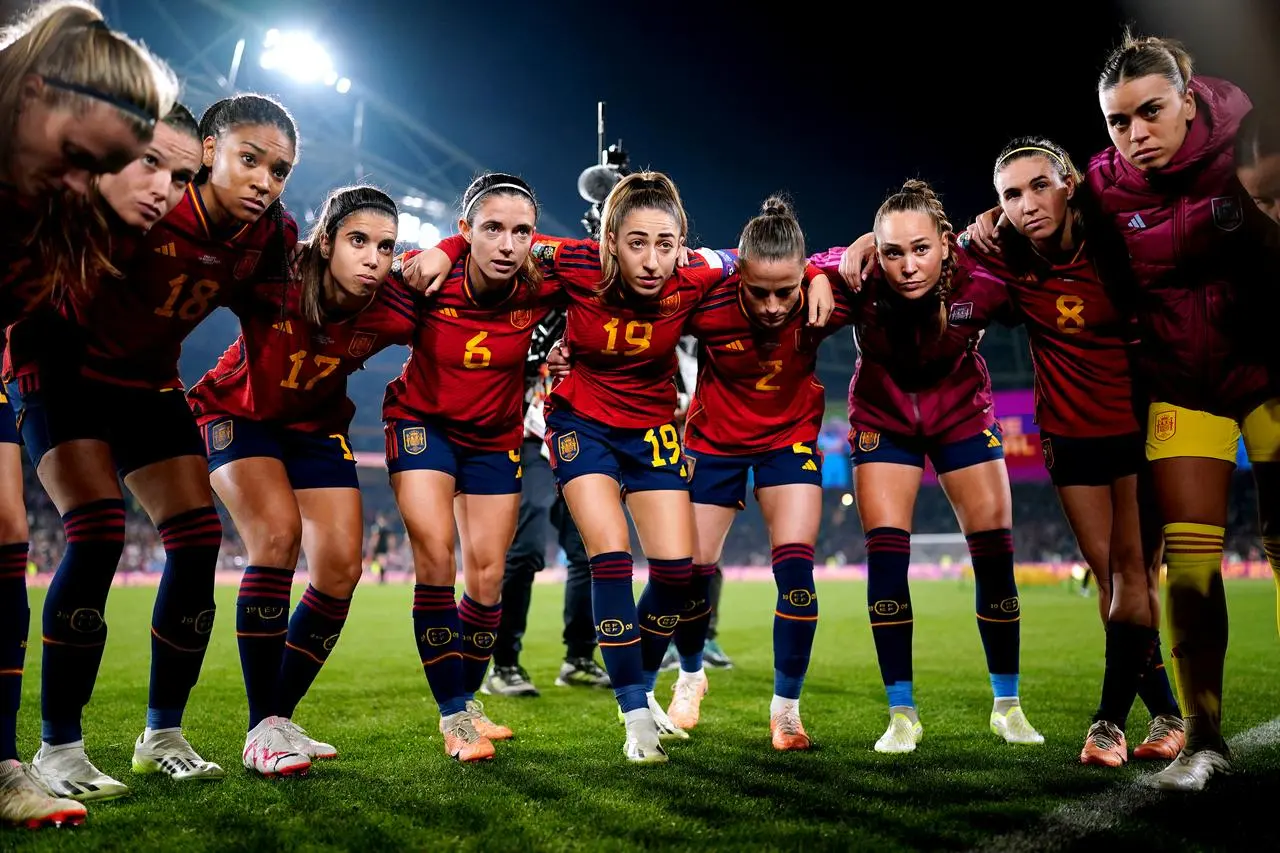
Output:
top-left (0, 186), bottom-right (51, 329)
top-left (382, 249), bottom-right (562, 451)
top-left (684, 262), bottom-right (853, 455)
top-left (68, 183), bottom-right (298, 389)
top-left (965, 239), bottom-right (1140, 437)
top-left (188, 276), bottom-right (418, 434)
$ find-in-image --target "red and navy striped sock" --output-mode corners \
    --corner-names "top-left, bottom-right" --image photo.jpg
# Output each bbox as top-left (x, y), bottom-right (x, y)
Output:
top-left (41, 499), bottom-right (125, 745)
top-left (412, 584), bottom-right (466, 717)
top-left (967, 528), bottom-right (1021, 698)
top-left (278, 585), bottom-right (351, 719)
top-left (637, 556), bottom-right (692, 689)
top-left (673, 562), bottom-right (716, 673)
top-left (0, 542), bottom-right (29, 761)
top-left (772, 544), bottom-right (817, 700)
top-left (866, 527), bottom-right (914, 707)
top-left (458, 594), bottom-right (501, 698)
top-left (147, 507), bottom-right (222, 731)
top-left (236, 565), bottom-right (294, 729)
top-left (590, 551), bottom-right (645, 711)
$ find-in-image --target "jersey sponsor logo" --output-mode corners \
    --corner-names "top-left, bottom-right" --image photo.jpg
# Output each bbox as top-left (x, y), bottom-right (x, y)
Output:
top-left (557, 430), bottom-right (580, 462)
top-left (802, 459), bottom-right (818, 471)
top-left (856, 431), bottom-right (880, 453)
top-left (401, 425), bottom-right (427, 455)
top-left (948, 301), bottom-right (973, 322)
top-left (1127, 213), bottom-right (1147, 230)
top-left (531, 241), bottom-right (560, 263)
top-left (510, 308), bottom-right (533, 330)
top-left (1153, 410), bottom-right (1176, 442)
top-left (271, 319), bottom-right (294, 334)
top-left (1041, 437), bottom-right (1055, 470)
top-left (658, 291), bottom-right (681, 317)
top-left (723, 339), bottom-right (745, 351)
top-left (1211, 196), bottom-right (1242, 232)
top-left (348, 331), bottom-right (377, 358)
top-left (983, 428), bottom-right (1002, 448)
top-left (153, 242), bottom-right (178, 257)
top-left (439, 307), bottom-right (459, 318)
top-left (233, 249), bottom-right (262, 280)
top-left (209, 419), bottom-right (234, 451)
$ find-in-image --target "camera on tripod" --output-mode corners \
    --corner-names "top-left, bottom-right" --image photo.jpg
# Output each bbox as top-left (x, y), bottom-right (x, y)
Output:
top-left (577, 102), bottom-right (630, 240)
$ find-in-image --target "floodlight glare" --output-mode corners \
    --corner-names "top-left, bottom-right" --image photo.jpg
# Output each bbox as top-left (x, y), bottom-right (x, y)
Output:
top-left (259, 30), bottom-right (337, 86)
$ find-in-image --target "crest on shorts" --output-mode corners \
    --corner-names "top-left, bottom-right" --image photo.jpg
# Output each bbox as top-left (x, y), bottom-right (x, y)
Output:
top-left (209, 419), bottom-right (234, 451)
top-left (1212, 196), bottom-right (1243, 232)
top-left (948, 301), bottom-right (973, 323)
top-left (857, 431), bottom-right (880, 453)
top-left (557, 430), bottom-right (579, 462)
top-left (1041, 437), bottom-right (1055, 470)
top-left (510, 308), bottom-right (532, 330)
top-left (658, 291), bottom-right (681, 317)
top-left (1153, 410), bottom-right (1176, 442)
top-left (402, 425), bottom-right (427, 455)
top-left (348, 331), bottom-right (377, 358)
top-left (683, 452), bottom-right (697, 482)
top-left (233, 250), bottom-right (262, 281)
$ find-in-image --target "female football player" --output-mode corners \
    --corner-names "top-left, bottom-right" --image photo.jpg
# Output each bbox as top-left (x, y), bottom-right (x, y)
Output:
top-left (0, 1), bottom-right (178, 828)
top-left (415, 175), bottom-right (835, 762)
top-left (813, 179), bottom-right (1044, 755)
top-left (385, 173), bottom-right (561, 762)
top-left (1236, 104), bottom-right (1280, 226)
top-left (664, 197), bottom-right (850, 751)
top-left (187, 185), bottom-right (408, 778)
top-left (1085, 33), bottom-right (1280, 791)
top-left (959, 138), bottom-right (1184, 767)
top-left (15, 93), bottom-right (298, 800)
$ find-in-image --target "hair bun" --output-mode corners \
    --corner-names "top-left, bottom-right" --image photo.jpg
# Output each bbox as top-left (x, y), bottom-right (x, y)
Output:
top-left (760, 195), bottom-right (792, 217)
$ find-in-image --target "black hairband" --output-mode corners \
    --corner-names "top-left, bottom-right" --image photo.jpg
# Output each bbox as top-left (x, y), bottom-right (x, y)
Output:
top-left (631, 178), bottom-right (663, 191)
top-left (42, 76), bottom-right (156, 127)
top-left (331, 199), bottom-right (398, 230)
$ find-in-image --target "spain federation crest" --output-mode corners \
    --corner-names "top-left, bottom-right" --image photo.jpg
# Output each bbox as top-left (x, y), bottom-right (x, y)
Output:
top-left (658, 291), bottom-right (681, 317)
top-left (209, 419), bottom-right (234, 451)
top-left (1153, 410), bottom-right (1176, 442)
top-left (233, 249), bottom-right (262, 280)
top-left (557, 430), bottom-right (579, 462)
top-left (1212, 196), bottom-right (1243, 232)
top-left (402, 425), bottom-right (427, 455)
top-left (348, 331), bottom-right (377, 358)
top-left (1041, 437), bottom-right (1055, 470)
top-left (857, 431), bottom-right (880, 452)
top-left (510, 308), bottom-right (532, 330)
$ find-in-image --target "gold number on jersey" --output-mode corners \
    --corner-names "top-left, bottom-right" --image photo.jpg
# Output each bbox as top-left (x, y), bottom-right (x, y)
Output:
top-left (155, 274), bottom-right (220, 320)
top-left (756, 359), bottom-right (784, 392)
top-left (1055, 295), bottom-right (1085, 334)
top-left (463, 331), bottom-right (492, 369)
top-left (330, 433), bottom-right (355, 461)
top-left (280, 350), bottom-right (341, 391)
top-left (643, 423), bottom-right (681, 468)
top-left (601, 317), bottom-right (653, 356)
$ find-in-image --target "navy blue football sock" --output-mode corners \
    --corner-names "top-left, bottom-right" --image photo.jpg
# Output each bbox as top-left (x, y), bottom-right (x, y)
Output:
top-left (772, 544), bottom-right (817, 700)
top-left (147, 507), bottom-right (222, 731)
top-left (673, 562), bottom-right (716, 673)
top-left (1095, 622), bottom-right (1156, 726)
top-left (41, 499), bottom-right (125, 745)
top-left (277, 585), bottom-right (350, 720)
top-left (458, 594), bottom-right (501, 699)
top-left (637, 557), bottom-right (691, 690)
top-left (1137, 638), bottom-right (1182, 718)
top-left (866, 527), bottom-right (914, 707)
top-left (590, 552), bottom-right (645, 712)
top-left (412, 585), bottom-right (466, 717)
top-left (968, 528), bottom-right (1021, 698)
top-left (236, 564), bottom-right (293, 729)
top-left (0, 542), bottom-right (29, 761)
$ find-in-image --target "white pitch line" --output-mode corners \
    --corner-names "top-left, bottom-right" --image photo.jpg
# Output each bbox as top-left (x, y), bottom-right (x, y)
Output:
top-left (976, 717), bottom-right (1280, 853)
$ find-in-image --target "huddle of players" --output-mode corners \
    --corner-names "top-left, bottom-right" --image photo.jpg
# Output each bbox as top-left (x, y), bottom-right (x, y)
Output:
top-left (1, 0), bottom-right (1279, 828)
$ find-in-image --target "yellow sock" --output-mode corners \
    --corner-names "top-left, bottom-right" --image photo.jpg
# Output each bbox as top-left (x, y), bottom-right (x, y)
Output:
top-left (1162, 522), bottom-right (1227, 751)
top-left (1265, 537), bottom-right (1280, 639)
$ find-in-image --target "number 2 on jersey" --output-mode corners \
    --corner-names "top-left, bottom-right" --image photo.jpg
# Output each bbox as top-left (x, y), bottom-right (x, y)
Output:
top-left (756, 359), bottom-right (783, 392)
top-left (156, 274), bottom-right (220, 320)
top-left (280, 350), bottom-right (340, 391)
top-left (601, 317), bottom-right (653, 356)
top-left (643, 423), bottom-right (681, 468)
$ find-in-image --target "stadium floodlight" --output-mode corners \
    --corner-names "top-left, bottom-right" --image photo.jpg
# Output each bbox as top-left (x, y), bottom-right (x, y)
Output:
top-left (259, 29), bottom-right (349, 93)
top-left (398, 213), bottom-right (442, 248)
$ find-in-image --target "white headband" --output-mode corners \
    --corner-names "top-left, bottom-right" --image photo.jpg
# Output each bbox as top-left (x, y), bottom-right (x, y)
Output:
top-left (463, 182), bottom-right (534, 220)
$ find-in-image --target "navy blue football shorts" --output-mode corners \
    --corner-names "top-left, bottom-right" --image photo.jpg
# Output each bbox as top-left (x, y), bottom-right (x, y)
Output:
top-left (685, 441), bottom-right (823, 509)
top-left (545, 408), bottom-right (689, 494)
top-left (384, 418), bottom-right (521, 495)
top-left (203, 415), bottom-right (358, 491)
top-left (851, 423), bottom-right (1005, 475)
